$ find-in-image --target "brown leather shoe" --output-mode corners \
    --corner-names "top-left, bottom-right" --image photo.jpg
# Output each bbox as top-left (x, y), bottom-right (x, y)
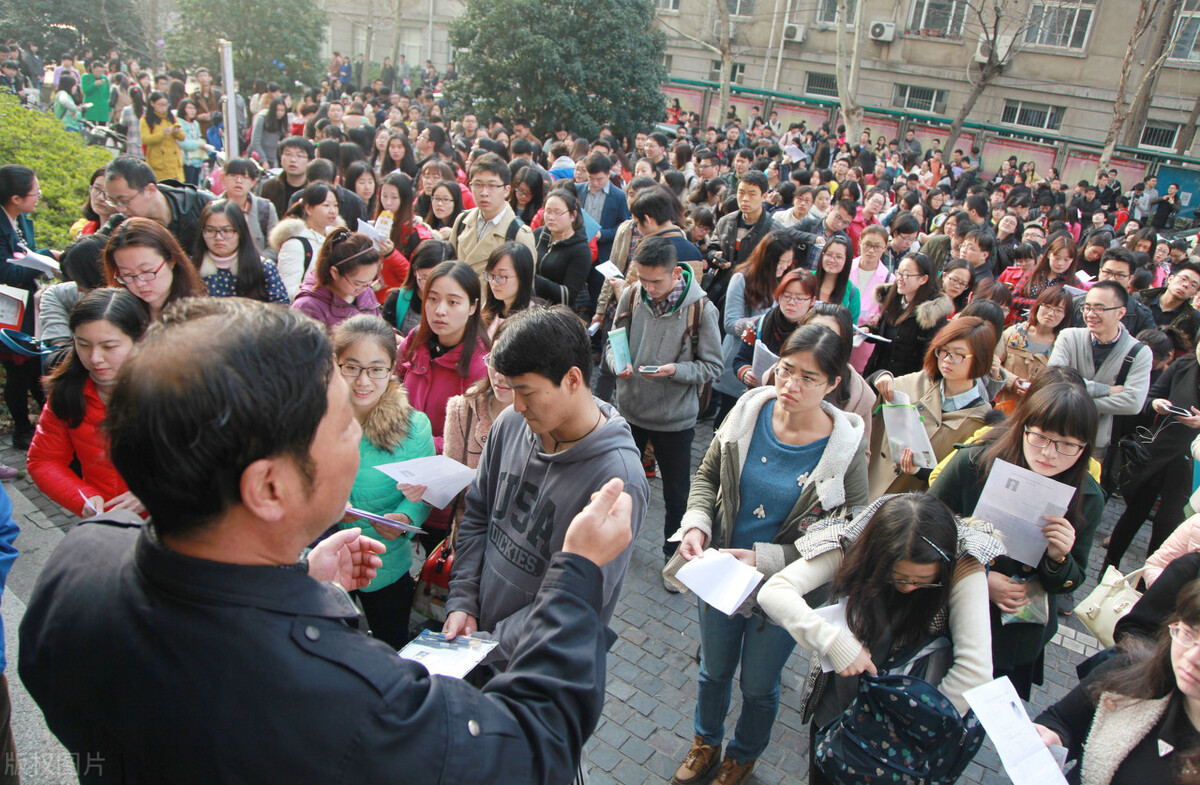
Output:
top-left (713, 755), bottom-right (756, 785)
top-left (672, 736), bottom-right (721, 785)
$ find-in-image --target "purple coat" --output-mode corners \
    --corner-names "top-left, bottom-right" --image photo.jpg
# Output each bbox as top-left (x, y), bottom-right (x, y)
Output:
top-left (290, 281), bottom-right (381, 333)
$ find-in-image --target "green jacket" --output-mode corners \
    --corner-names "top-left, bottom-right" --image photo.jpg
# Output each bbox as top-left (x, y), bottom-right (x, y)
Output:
top-left (928, 442), bottom-right (1104, 670)
top-left (666, 386), bottom-right (869, 587)
top-left (343, 381), bottom-right (435, 591)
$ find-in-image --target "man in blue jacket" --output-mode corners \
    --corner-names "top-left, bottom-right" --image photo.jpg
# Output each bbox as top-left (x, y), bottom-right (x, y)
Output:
top-left (19, 297), bottom-right (634, 784)
top-left (578, 151), bottom-right (631, 313)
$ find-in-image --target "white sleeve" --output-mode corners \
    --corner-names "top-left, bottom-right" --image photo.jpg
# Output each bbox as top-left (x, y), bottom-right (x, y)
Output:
top-left (276, 238), bottom-right (304, 301)
top-left (758, 550), bottom-right (865, 672)
top-left (934, 564), bottom-right (993, 715)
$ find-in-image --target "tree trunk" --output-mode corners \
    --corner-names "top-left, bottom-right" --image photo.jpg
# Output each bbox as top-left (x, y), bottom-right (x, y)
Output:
top-left (835, 0), bottom-right (865, 143)
top-left (1122, 0), bottom-right (1180, 147)
top-left (715, 0), bottom-right (732, 127)
top-left (1176, 93), bottom-right (1200, 155)
top-left (1096, 6), bottom-right (1143, 180)
top-left (945, 62), bottom-right (998, 154)
top-left (364, 0), bottom-right (375, 86)
top-left (391, 0), bottom-right (404, 76)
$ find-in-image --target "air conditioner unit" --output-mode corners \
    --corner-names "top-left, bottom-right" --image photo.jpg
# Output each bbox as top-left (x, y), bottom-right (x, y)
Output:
top-left (869, 21), bottom-right (896, 42)
top-left (974, 32), bottom-right (1015, 64)
top-left (782, 22), bottom-right (807, 43)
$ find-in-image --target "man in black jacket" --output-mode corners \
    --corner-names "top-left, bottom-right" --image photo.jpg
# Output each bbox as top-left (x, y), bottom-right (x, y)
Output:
top-left (19, 297), bottom-right (633, 785)
top-left (711, 169), bottom-right (773, 319)
top-left (103, 156), bottom-right (214, 253)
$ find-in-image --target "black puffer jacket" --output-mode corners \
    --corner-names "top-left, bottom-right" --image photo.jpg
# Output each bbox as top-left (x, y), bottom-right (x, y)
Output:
top-left (533, 227), bottom-right (591, 305)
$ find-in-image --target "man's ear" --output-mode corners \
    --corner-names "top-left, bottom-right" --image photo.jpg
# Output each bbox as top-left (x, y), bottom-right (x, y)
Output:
top-left (239, 456), bottom-right (297, 523)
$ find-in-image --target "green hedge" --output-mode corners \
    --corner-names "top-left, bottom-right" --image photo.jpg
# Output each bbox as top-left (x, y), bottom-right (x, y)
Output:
top-left (0, 94), bottom-right (114, 251)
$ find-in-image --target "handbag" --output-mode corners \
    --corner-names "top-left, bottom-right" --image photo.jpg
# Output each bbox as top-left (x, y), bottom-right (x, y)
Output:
top-left (1077, 565), bottom-right (1147, 648)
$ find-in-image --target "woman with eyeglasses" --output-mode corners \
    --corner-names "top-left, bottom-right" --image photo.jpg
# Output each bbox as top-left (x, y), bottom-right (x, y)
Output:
top-left (332, 314), bottom-right (435, 649)
top-left (508, 166), bottom-right (545, 226)
top-left (813, 235), bottom-right (860, 323)
top-left (532, 190), bottom-right (591, 307)
top-left (759, 493), bottom-right (997, 785)
top-left (930, 379), bottom-right (1102, 700)
top-left (28, 289), bottom-right (148, 519)
top-left (103, 217), bottom-right (206, 322)
top-left (940, 258), bottom-right (974, 315)
top-left (398, 260), bottom-right (489, 454)
top-left (220, 158), bottom-right (279, 261)
top-left (732, 271), bottom-right (816, 387)
top-left (482, 242), bottom-right (542, 339)
top-left (995, 286), bottom-right (1071, 406)
top-left (847, 224), bottom-right (893, 371)
top-left (1102, 336), bottom-right (1200, 578)
top-left (863, 252), bottom-right (953, 378)
top-left (1034, 578), bottom-right (1200, 785)
top-left (665, 325), bottom-right (869, 785)
top-left (424, 180), bottom-right (464, 240)
top-left (71, 167), bottom-right (118, 239)
top-left (193, 200), bottom-right (289, 304)
top-left (290, 228), bottom-right (382, 333)
top-left (868, 316), bottom-right (995, 498)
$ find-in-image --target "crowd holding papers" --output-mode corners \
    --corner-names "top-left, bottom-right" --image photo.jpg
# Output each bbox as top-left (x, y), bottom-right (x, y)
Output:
top-left (880, 390), bottom-right (938, 469)
top-left (398, 631), bottom-right (499, 679)
top-left (972, 459), bottom-right (1073, 567)
top-left (674, 549), bottom-right (763, 616)
top-left (964, 677), bottom-right (1069, 784)
top-left (374, 455), bottom-right (475, 508)
top-left (355, 219), bottom-right (390, 250)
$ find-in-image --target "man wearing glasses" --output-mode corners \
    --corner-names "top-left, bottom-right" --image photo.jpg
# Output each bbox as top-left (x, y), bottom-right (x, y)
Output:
top-left (447, 153), bottom-right (535, 278)
top-left (1135, 260), bottom-right (1200, 339)
top-left (1049, 280), bottom-right (1151, 456)
top-left (103, 156), bottom-right (214, 252)
top-left (1070, 248), bottom-right (1155, 336)
top-left (793, 198), bottom-right (855, 271)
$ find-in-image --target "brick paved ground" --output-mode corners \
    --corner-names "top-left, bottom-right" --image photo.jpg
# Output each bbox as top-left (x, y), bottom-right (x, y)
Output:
top-left (0, 420), bottom-right (1153, 784)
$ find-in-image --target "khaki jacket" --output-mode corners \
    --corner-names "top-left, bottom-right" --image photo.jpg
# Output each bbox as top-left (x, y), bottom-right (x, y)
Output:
top-left (448, 204), bottom-right (536, 279)
top-left (868, 369), bottom-right (991, 498)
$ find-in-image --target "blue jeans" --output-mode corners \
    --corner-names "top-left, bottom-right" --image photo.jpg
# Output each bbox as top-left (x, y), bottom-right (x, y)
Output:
top-left (694, 600), bottom-right (797, 762)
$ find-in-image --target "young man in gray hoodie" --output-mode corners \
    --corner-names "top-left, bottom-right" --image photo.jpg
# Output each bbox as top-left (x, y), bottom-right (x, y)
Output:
top-left (444, 307), bottom-right (648, 670)
top-left (609, 237), bottom-right (723, 575)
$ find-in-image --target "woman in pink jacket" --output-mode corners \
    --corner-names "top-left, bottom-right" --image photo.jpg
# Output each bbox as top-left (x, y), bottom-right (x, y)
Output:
top-left (397, 259), bottom-right (488, 454)
top-left (847, 224), bottom-right (893, 372)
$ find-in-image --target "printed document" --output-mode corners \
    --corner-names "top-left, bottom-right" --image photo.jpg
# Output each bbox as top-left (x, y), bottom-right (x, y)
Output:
top-left (972, 459), bottom-right (1073, 567)
top-left (964, 677), bottom-right (1068, 784)
top-left (674, 549), bottom-right (763, 616)
top-left (880, 390), bottom-right (937, 469)
top-left (399, 631), bottom-right (498, 678)
top-left (374, 455), bottom-right (476, 509)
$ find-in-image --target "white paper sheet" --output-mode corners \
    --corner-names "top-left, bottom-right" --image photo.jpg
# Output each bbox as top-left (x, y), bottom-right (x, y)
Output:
top-left (595, 260), bottom-right (624, 279)
top-left (972, 459), bottom-right (1074, 567)
top-left (674, 549), bottom-right (764, 616)
top-left (11, 247), bottom-right (60, 276)
top-left (880, 390), bottom-right (938, 469)
top-left (398, 631), bottom-right (498, 679)
top-left (751, 340), bottom-right (778, 384)
top-left (356, 218), bottom-right (390, 249)
top-left (608, 327), bottom-right (632, 372)
top-left (374, 455), bottom-right (476, 509)
top-left (813, 599), bottom-right (852, 672)
top-left (963, 678), bottom-right (1068, 785)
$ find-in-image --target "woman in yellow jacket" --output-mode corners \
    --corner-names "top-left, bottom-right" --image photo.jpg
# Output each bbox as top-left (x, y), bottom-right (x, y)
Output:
top-left (139, 91), bottom-right (185, 183)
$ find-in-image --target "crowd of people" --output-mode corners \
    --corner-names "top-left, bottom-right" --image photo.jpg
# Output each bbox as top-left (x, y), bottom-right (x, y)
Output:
top-left (2, 42), bottom-right (1200, 785)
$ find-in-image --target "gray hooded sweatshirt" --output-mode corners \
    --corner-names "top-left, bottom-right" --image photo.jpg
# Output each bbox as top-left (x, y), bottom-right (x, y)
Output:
top-left (446, 399), bottom-right (649, 666)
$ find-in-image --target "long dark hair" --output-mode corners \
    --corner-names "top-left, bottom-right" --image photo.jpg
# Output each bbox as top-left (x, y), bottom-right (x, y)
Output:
top-left (380, 131), bottom-right (417, 177)
top-left (195, 199), bottom-right (271, 302)
top-left (264, 97), bottom-right (287, 134)
top-left (735, 230), bottom-right (794, 310)
top-left (814, 235), bottom-right (854, 308)
top-left (344, 161), bottom-right (377, 216)
top-left (405, 260), bottom-right (488, 377)
top-left (484, 242), bottom-right (535, 322)
top-left (284, 182), bottom-right (337, 220)
top-left (81, 166), bottom-right (107, 222)
top-left (1088, 579), bottom-right (1200, 784)
top-left (402, 238), bottom-right (454, 296)
top-left (425, 180), bottom-right (464, 230)
top-left (46, 289), bottom-right (149, 428)
top-left (1020, 234), bottom-right (1078, 298)
top-left (381, 171), bottom-right (418, 247)
top-left (509, 166), bottom-right (545, 224)
top-left (834, 494), bottom-right (959, 650)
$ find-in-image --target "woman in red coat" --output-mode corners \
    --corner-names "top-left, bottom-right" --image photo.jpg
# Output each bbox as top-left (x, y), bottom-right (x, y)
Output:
top-left (397, 260), bottom-right (489, 454)
top-left (28, 289), bottom-right (149, 517)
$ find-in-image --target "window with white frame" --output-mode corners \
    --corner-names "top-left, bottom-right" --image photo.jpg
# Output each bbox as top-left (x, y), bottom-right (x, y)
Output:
top-left (726, 0), bottom-right (756, 17)
top-left (709, 60), bottom-right (746, 84)
top-left (1169, 0), bottom-right (1200, 62)
top-left (907, 0), bottom-right (967, 38)
top-left (893, 84), bottom-right (948, 113)
top-left (816, 0), bottom-right (855, 24)
top-left (1140, 122), bottom-right (1179, 150)
top-left (661, 53), bottom-right (673, 72)
top-left (1024, 0), bottom-right (1095, 49)
top-left (1001, 99), bottom-right (1064, 130)
top-left (655, 0), bottom-right (680, 11)
top-left (805, 72), bottom-right (839, 97)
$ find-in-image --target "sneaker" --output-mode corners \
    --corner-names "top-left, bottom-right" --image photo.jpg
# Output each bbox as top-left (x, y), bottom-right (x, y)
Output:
top-left (0, 464), bottom-right (16, 481)
top-left (663, 575), bottom-right (682, 594)
top-left (713, 755), bottom-right (755, 785)
top-left (643, 459), bottom-right (658, 478)
top-left (672, 737), bottom-right (721, 785)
